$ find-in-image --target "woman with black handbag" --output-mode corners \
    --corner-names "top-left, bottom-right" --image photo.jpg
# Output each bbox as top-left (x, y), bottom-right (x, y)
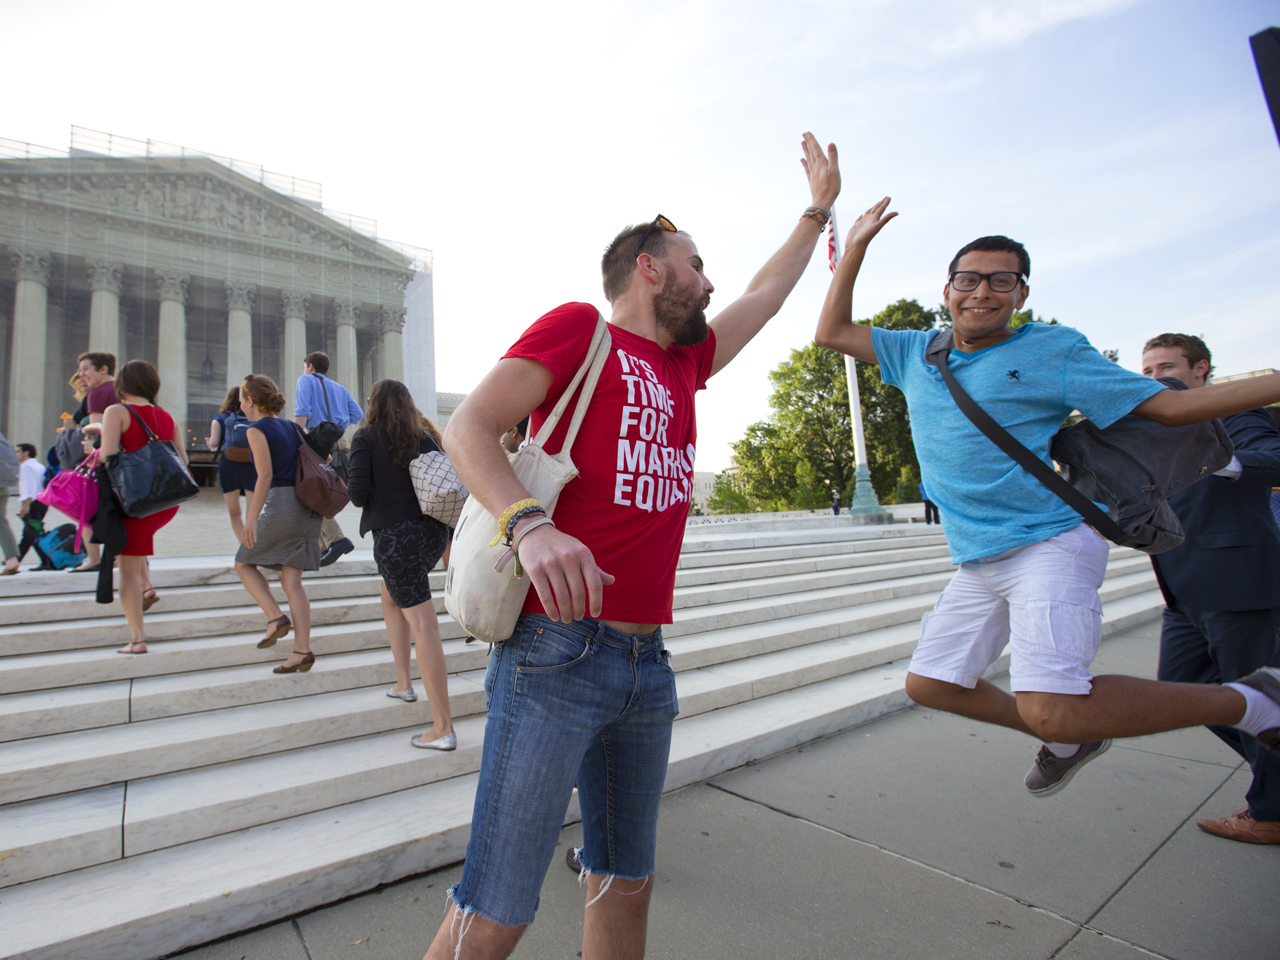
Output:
top-left (205, 386), bottom-right (256, 540)
top-left (348, 379), bottom-right (455, 750)
top-left (234, 375), bottom-right (322, 674)
top-left (83, 360), bottom-right (185, 654)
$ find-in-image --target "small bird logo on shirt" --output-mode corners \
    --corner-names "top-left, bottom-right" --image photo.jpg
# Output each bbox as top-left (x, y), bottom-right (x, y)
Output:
top-left (1006, 370), bottom-right (1021, 381)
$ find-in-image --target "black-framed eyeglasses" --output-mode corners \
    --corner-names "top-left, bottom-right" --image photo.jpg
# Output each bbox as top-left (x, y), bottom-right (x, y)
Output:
top-left (634, 214), bottom-right (677, 257)
top-left (949, 271), bottom-right (1024, 293)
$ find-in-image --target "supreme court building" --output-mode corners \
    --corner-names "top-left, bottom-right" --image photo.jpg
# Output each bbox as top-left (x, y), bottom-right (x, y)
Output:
top-left (0, 127), bottom-right (435, 455)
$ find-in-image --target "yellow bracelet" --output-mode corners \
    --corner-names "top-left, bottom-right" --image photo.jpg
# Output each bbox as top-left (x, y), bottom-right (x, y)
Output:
top-left (490, 498), bottom-right (543, 548)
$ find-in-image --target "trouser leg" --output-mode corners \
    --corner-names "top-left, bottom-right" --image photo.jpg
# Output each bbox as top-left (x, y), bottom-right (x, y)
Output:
top-left (319, 515), bottom-right (344, 551)
top-left (0, 488), bottom-right (17, 560)
top-left (1159, 605), bottom-right (1280, 821)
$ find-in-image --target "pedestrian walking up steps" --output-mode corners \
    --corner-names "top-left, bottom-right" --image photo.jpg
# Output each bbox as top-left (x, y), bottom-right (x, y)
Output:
top-left (0, 514), bottom-right (1165, 960)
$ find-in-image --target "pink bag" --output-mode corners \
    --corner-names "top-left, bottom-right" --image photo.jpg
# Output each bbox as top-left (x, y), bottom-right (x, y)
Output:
top-left (38, 450), bottom-right (100, 550)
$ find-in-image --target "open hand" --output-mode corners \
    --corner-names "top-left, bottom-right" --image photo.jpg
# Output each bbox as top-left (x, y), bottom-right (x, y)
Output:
top-left (800, 132), bottom-right (840, 211)
top-left (514, 521), bottom-right (614, 623)
top-left (240, 515), bottom-right (259, 550)
top-left (844, 196), bottom-right (898, 251)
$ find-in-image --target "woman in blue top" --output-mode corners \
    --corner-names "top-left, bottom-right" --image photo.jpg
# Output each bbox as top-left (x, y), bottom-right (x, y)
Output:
top-left (233, 374), bottom-right (322, 674)
top-left (205, 386), bottom-right (257, 540)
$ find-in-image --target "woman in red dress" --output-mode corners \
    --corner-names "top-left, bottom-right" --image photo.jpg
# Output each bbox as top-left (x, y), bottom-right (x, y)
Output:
top-left (88, 360), bottom-right (185, 654)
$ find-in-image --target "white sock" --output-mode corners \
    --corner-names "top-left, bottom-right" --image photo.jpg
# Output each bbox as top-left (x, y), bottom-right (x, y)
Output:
top-left (1044, 742), bottom-right (1080, 758)
top-left (1225, 682), bottom-right (1280, 738)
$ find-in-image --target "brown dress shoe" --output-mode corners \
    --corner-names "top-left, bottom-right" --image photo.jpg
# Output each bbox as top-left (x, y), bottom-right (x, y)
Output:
top-left (1196, 807), bottom-right (1280, 844)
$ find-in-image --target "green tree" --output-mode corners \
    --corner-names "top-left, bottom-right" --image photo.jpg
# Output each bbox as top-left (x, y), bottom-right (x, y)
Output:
top-left (893, 465), bottom-right (921, 505)
top-left (706, 469), bottom-right (754, 514)
top-left (729, 299), bottom-right (938, 510)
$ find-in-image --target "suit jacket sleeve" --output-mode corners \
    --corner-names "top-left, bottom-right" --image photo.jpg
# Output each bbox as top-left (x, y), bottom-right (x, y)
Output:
top-left (347, 432), bottom-right (372, 509)
top-left (1226, 408), bottom-right (1280, 487)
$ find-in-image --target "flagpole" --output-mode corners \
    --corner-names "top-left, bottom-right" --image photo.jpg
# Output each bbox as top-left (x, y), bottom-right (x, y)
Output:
top-left (828, 214), bottom-right (884, 515)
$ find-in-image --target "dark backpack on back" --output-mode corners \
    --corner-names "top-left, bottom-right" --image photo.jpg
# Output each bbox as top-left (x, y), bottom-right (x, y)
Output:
top-left (305, 373), bottom-right (346, 459)
top-left (924, 329), bottom-right (1234, 554)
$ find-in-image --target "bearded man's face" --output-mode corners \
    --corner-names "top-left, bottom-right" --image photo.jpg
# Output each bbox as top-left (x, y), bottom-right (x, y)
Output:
top-left (653, 269), bottom-right (710, 346)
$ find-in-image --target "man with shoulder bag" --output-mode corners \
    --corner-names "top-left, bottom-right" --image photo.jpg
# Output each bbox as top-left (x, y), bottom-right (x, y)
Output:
top-left (294, 351), bottom-right (362, 565)
top-left (815, 199), bottom-right (1280, 806)
top-left (425, 133), bottom-right (843, 960)
top-left (1141, 334), bottom-right (1280, 844)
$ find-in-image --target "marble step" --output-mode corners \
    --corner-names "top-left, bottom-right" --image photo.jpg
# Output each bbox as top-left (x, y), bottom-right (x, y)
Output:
top-left (0, 620), bottom-right (1077, 960)
top-left (675, 531), bottom-right (947, 569)
top-left (1, 555), bottom-right (961, 663)
top-left (0, 674), bottom-right (489, 805)
top-left (0, 533), bottom-right (952, 627)
top-left (0, 583), bottom-right (1166, 889)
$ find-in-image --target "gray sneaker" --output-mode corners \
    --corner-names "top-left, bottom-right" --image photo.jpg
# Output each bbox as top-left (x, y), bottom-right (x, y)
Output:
top-left (1024, 740), bottom-right (1111, 797)
top-left (1236, 667), bottom-right (1280, 756)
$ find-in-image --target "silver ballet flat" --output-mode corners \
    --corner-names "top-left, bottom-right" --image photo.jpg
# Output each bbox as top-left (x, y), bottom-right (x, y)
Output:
top-left (386, 686), bottom-right (418, 703)
top-left (409, 731), bottom-right (457, 751)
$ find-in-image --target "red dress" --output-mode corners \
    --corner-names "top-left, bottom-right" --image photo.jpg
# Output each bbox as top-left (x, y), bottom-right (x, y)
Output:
top-left (117, 403), bottom-right (181, 556)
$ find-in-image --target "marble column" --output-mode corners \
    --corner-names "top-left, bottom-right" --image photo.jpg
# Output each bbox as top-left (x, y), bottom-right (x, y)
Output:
top-left (155, 271), bottom-right (189, 430)
top-left (280, 289), bottom-right (310, 418)
top-left (378, 306), bottom-right (405, 383)
top-left (85, 260), bottom-right (125, 360)
top-left (330, 299), bottom-right (359, 397)
top-left (6, 248), bottom-right (53, 446)
top-left (225, 281), bottom-right (256, 390)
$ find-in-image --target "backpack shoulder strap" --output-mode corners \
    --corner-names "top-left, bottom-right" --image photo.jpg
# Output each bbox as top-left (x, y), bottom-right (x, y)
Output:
top-left (923, 329), bottom-right (1127, 543)
top-left (313, 373), bottom-right (334, 421)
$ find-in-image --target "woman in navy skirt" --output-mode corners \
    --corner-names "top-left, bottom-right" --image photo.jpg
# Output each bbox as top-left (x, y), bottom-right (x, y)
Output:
top-left (348, 379), bottom-right (455, 751)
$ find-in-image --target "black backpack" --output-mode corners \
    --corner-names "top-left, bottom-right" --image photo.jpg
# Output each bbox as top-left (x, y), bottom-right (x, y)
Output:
top-left (924, 329), bottom-right (1234, 554)
top-left (304, 373), bottom-right (346, 459)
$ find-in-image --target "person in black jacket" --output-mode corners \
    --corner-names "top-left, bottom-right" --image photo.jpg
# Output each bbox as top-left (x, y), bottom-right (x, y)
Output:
top-left (1143, 334), bottom-right (1280, 844)
top-left (348, 379), bottom-right (455, 751)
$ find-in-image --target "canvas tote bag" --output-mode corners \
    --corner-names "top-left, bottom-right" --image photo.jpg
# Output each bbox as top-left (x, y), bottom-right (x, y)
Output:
top-left (444, 315), bottom-right (611, 643)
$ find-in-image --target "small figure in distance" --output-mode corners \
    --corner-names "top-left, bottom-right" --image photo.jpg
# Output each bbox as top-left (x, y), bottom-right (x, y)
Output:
top-left (1141, 334), bottom-right (1280, 845)
top-left (815, 197), bottom-right (1280, 802)
top-left (501, 416), bottom-right (528, 455)
top-left (206, 386), bottom-right (257, 541)
top-left (293, 351), bottom-right (362, 567)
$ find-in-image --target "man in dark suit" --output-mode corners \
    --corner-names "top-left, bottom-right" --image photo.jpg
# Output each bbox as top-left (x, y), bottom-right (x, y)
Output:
top-left (1143, 334), bottom-right (1280, 844)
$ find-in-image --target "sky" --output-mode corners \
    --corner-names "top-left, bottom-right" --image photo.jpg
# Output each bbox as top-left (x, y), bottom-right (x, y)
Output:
top-left (5, 0), bottom-right (1278, 472)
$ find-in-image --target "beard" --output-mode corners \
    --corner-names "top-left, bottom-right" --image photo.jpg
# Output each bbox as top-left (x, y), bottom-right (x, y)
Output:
top-left (653, 272), bottom-right (709, 346)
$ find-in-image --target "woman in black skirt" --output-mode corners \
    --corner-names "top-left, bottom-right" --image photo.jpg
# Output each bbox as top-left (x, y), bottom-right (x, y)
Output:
top-left (348, 379), bottom-right (455, 751)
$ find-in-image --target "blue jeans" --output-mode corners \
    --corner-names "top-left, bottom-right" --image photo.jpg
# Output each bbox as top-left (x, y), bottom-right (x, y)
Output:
top-left (448, 614), bottom-right (679, 928)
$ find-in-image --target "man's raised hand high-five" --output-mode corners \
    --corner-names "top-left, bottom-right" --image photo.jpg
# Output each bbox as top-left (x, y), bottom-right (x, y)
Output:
top-left (814, 196), bottom-right (898, 364)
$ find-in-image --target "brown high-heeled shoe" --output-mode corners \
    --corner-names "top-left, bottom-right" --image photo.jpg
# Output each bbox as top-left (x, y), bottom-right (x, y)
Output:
top-left (272, 651), bottom-right (315, 674)
top-left (257, 615), bottom-right (291, 649)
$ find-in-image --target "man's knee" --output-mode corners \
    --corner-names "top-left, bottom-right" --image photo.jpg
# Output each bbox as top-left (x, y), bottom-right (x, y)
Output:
top-left (1016, 693), bottom-right (1084, 742)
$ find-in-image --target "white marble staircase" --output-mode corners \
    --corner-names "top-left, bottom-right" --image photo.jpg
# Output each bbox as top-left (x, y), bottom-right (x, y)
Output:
top-left (0, 515), bottom-right (1165, 960)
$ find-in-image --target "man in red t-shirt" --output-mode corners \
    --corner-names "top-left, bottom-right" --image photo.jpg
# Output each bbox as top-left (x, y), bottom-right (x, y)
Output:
top-left (424, 133), bottom-right (841, 960)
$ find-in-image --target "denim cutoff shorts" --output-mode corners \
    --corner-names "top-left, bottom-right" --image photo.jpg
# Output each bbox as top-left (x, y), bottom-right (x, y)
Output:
top-left (448, 614), bottom-right (679, 928)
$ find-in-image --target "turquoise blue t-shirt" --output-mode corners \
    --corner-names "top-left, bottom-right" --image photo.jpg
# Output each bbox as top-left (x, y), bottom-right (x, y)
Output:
top-left (871, 323), bottom-right (1166, 564)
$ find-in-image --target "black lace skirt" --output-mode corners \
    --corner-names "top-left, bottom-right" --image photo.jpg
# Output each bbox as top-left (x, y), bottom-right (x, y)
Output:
top-left (372, 514), bottom-right (450, 609)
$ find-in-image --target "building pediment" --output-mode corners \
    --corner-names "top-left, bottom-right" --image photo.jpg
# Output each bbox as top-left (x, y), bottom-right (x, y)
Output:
top-left (0, 155), bottom-right (422, 295)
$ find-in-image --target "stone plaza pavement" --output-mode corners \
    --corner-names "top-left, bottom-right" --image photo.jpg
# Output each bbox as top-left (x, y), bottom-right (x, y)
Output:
top-left (177, 621), bottom-right (1276, 960)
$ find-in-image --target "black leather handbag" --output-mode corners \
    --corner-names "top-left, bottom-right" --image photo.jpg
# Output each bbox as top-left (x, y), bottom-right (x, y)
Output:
top-left (107, 405), bottom-right (201, 518)
top-left (304, 374), bottom-right (345, 458)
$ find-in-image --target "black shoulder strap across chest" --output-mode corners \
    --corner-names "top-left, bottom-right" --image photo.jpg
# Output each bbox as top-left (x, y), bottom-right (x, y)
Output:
top-left (923, 329), bottom-right (1126, 542)
top-left (312, 373), bottom-right (334, 420)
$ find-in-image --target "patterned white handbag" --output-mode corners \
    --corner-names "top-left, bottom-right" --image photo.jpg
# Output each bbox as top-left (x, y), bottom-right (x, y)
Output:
top-left (409, 450), bottom-right (469, 529)
top-left (444, 315), bottom-right (611, 644)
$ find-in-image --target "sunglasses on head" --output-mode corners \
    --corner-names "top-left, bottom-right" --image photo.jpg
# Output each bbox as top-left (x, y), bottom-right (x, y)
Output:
top-left (634, 214), bottom-right (677, 258)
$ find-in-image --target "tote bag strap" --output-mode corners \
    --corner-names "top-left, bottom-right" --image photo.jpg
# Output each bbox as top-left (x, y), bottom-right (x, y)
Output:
top-left (530, 314), bottom-right (612, 455)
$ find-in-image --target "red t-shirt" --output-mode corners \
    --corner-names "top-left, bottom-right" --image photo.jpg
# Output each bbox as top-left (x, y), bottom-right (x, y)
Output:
top-left (503, 302), bottom-right (716, 624)
top-left (86, 381), bottom-right (119, 416)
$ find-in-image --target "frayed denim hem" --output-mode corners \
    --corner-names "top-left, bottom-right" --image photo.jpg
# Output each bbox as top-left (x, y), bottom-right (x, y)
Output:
top-left (572, 850), bottom-right (653, 908)
top-left (443, 884), bottom-right (528, 959)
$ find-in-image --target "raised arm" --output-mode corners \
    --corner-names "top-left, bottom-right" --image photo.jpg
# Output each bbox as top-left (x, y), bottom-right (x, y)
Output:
top-left (813, 197), bottom-right (898, 363)
top-left (707, 133), bottom-right (841, 377)
top-left (1132, 373), bottom-right (1280, 427)
top-left (442, 357), bottom-right (614, 622)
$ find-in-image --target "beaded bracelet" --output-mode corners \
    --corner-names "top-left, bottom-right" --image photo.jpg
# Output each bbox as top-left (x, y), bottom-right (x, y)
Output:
top-left (504, 504), bottom-right (546, 542)
top-left (800, 205), bottom-right (831, 228)
top-left (489, 498), bottom-right (543, 548)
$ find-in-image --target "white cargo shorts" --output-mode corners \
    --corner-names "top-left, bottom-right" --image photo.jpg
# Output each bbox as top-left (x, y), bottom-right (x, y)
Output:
top-left (909, 523), bottom-right (1110, 696)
